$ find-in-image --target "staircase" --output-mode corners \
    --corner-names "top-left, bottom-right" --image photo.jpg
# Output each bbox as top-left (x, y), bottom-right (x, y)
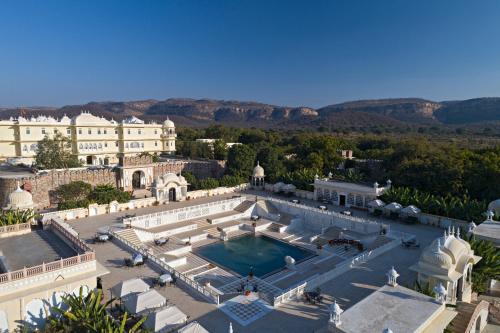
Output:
top-left (234, 200), bottom-right (255, 213)
top-left (114, 229), bottom-right (142, 248)
top-left (449, 301), bottom-right (477, 333)
top-left (366, 235), bottom-right (392, 251)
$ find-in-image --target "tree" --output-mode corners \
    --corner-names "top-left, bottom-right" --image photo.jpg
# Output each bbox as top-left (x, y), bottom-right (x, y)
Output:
top-left (88, 184), bottom-right (131, 204)
top-left (256, 147), bottom-right (285, 183)
top-left (466, 236), bottom-right (500, 293)
top-left (56, 181), bottom-right (92, 202)
top-left (226, 144), bottom-right (256, 178)
top-left (35, 133), bottom-right (81, 169)
top-left (213, 140), bottom-right (228, 160)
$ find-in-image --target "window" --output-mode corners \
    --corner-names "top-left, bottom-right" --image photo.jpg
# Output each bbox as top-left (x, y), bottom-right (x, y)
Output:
top-left (125, 143), bottom-right (129, 148)
top-left (26, 128), bottom-right (30, 135)
top-left (115, 129), bottom-right (118, 134)
top-left (104, 129), bottom-right (107, 134)
top-left (154, 129), bottom-right (157, 135)
top-left (79, 129), bottom-right (82, 134)
top-left (54, 129), bottom-right (58, 134)
top-left (79, 144), bottom-right (83, 149)
top-left (127, 129), bottom-right (131, 135)
top-left (104, 143), bottom-right (107, 148)
top-left (115, 142), bottom-right (119, 147)
top-left (141, 142), bottom-right (144, 148)
top-left (98, 129), bottom-right (101, 134)
top-left (41, 128), bottom-right (46, 134)
top-left (155, 141), bottom-right (158, 147)
top-left (30, 143), bottom-right (37, 151)
top-left (98, 143), bottom-right (102, 149)
top-left (88, 129), bottom-right (92, 134)
top-left (66, 128), bottom-right (71, 135)
top-left (85, 143), bottom-right (88, 149)
top-left (23, 145), bottom-right (28, 152)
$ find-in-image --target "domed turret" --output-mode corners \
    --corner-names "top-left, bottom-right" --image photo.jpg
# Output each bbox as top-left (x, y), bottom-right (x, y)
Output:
top-left (488, 199), bottom-right (500, 216)
top-left (5, 183), bottom-right (35, 210)
top-left (422, 239), bottom-right (452, 270)
top-left (163, 117), bottom-right (175, 128)
top-left (252, 161), bottom-right (265, 178)
top-left (251, 162), bottom-right (265, 189)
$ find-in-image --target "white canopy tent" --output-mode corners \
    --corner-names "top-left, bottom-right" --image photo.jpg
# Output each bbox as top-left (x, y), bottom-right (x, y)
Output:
top-left (111, 278), bottom-right (150, 299)
top-left (177, 321), bottom-right (210, 333)
top-left (401, 205), bottom-right (421, 216)
top-left (368, 199), bottom-right (385, 208)
top-left (144, 306), bottom-right (187, 332)
top-left (384, 202), bottom-right (403, 212)
top-left (123, 289), bottom-right (166, 315)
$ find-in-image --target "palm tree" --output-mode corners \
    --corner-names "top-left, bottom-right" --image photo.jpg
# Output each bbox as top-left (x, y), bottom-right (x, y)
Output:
top-left (0, 209), bottom-right (36, 226)
top-left (466, 236), bottom-right (500, 293)
top-left (44, 287), bottom-right (147, 333)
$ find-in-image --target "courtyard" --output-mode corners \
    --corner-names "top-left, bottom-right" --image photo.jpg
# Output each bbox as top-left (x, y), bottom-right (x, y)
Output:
top-left (65, 190), bottom-right (443, 332)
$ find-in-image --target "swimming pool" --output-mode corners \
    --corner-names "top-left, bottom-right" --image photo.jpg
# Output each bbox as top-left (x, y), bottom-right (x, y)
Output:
top-left (194, 234), bottom-right (315, 278)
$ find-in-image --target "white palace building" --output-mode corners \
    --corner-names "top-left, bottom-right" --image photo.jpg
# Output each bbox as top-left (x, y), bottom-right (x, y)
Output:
top-left (0, 112), bottom-right (177, 166)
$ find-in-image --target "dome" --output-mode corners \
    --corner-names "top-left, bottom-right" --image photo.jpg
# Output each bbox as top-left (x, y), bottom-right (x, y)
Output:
top-left (489, 199), bottom-right (500, 215)
top-left (443, 235), bottom-right (468, 263)
top-left (422, 239), bottom-right (453, 270)
top-left (72, 111), bottom-right (112, 125)
top-left (6, 185), bottom-right (34, 210)
top-left (330, 300), bottom-right (343, 315)
top-left (163, 117), bottom-right (175, 128)
top-left (252, 161), bottom-right (265, 178)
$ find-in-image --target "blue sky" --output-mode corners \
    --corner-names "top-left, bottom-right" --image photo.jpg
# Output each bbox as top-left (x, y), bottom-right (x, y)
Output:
top-left (1, 0), bottom-right (500, 107)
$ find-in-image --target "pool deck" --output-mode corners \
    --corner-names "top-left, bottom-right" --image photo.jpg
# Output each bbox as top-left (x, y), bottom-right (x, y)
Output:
top-left (66, 190), bottom-right (446, 333)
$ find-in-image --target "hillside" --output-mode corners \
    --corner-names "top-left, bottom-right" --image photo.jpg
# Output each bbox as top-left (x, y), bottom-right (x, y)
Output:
top-left (1, 97), bottom-right (499, 129)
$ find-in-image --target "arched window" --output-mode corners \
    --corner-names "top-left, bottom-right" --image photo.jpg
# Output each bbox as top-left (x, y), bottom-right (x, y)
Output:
top-left (85, 143), bottom-right (88, 149)
top-left (79, 144), bottom-right (83, 149)
top-left (23, 145), bottom-right (28, 152)
top-left (141, 142), bottom-right (144, 148)
top-left (125, 143), bottom-right (129, 148)
top-left (98, 143), bottom-right (102, 149)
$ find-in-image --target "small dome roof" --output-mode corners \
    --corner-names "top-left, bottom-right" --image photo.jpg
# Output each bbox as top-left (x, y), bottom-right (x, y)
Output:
top-left (252, 161), bottom-right (265, 177)
top-left (6, 185), bottom-right (34, 210)
top-left (386, 266), bottom-right (399, 278)
top-left (330, 300), bottom-right (343, 315)
top-left (163, 117), bottom-right (175, 128)
top-left (489, 199), bottom-right (500, 215)
top-left (422, 239), bottom-right (453, 270)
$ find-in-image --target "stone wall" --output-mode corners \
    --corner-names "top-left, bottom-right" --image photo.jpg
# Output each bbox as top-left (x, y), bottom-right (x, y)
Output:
top-left (153, 159), bottom-right (225, 179)
top-left (0, 168), bottom-right (118, 210)
top-left (0, 159), bottom-right (226, 210)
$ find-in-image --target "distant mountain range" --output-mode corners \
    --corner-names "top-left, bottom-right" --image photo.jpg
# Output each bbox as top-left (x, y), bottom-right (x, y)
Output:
top-left (1, 97), bottom-right (500, 129)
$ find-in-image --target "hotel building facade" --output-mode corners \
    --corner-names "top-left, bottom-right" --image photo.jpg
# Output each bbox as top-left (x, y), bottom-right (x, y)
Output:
top-left (0, 112), bottom-right (176, 166)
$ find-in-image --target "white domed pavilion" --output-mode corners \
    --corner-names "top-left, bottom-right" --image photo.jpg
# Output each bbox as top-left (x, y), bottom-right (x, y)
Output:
top-left (410, 228), bottom-right (481, 303)
top-left (4, 184), bottom-right (36, 211)
top-left (251, 161), bottom-right (265, 189)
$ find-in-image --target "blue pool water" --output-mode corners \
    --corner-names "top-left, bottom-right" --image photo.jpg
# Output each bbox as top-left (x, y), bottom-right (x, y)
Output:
top-left (194, 235), bottom-right (314, 278)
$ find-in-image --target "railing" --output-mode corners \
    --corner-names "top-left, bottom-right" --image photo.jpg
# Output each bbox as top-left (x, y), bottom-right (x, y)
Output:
top-left (0, 223), bottom-right (31, 234)
top-left (266, 197), bottom-right (383, 226)
top-left (111, 230), bottom-right (220, 305)
top-left (123, 197), bottom-right (245, 226)
top-left (271, 237), bottom-right (401, 307)
top-left (464, 300), bottom-right (489, 333)
top-left (50, 218), bottom-right (93, 253)
top-left (0, 251), bottom-right (95, 284)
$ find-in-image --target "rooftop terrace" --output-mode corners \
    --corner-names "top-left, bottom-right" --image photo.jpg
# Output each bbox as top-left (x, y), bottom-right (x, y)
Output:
top-left (0, 229), bottom-right (77, 272)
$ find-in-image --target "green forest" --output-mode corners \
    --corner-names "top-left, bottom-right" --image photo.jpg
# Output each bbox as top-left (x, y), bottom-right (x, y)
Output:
top-left (176, 125), bottom-right (500, 221)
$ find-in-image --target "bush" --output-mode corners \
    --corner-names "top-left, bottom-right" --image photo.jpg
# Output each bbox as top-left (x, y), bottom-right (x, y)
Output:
top-left (58, 199), bottom-right (91, 210)
top-left (88, 184), bottom-right (131, 204)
